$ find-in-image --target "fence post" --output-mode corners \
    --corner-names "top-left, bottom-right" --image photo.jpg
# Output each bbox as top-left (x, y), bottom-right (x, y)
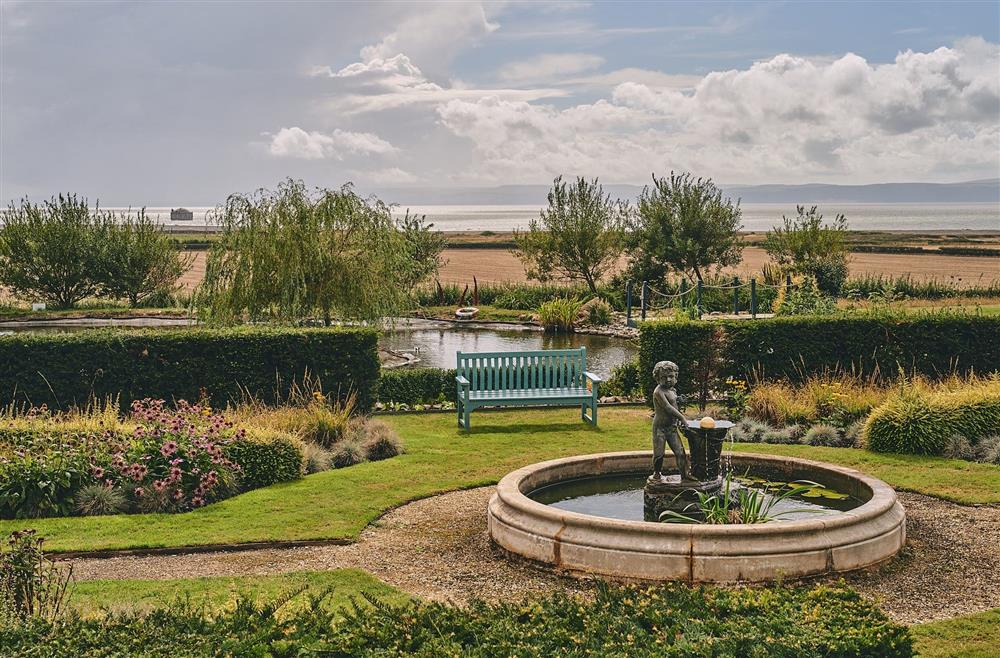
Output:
top-left (750, 278), bottom-right (757, 318)
top-left (733, 276), bottom-right (740, 315)
top-left (625, 281), bottom-right (633, 327)
top-left (640, 280), bottom-right (648, 321)
top-left (785, 273), bottom-right (793, 298)
top-left (696, 279), bottom-right (703, 318)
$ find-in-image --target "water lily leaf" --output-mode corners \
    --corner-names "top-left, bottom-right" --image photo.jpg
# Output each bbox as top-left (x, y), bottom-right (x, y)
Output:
top-left (800, 489), bottom-right (824, 498)
top-left (820, 490), bottom-right (850, 500)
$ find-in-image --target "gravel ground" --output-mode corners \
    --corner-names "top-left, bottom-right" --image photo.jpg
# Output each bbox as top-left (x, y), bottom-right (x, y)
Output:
top-left (68, 488), bottom-right (999, 624)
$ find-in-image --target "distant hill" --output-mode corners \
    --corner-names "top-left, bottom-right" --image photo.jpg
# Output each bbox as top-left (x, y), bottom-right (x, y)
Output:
top-left (371, 179), bottom-right (1000, 206)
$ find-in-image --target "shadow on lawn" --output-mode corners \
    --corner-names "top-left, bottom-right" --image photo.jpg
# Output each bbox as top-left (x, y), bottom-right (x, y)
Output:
top-left (459, 420), bottom-right (605, 436)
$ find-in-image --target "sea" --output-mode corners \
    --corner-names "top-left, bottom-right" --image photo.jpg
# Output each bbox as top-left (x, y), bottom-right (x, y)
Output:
top-left (103, 203), bottom-right (999, 233)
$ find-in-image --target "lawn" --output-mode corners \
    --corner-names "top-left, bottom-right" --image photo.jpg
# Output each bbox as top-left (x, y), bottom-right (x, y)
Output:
top-left (67, 569), bottom-right (410, 617)
top-left (911, 608), bottom-right (1000, 658)
top-left (3, 407), bottom-right (998, 553)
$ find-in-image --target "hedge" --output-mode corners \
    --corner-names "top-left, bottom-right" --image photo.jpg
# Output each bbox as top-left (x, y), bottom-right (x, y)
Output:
top-left (864, 378), bottom-right (1000, 455)
top-left (0, 327), bottom-right (380, 411)
top-left (1, 582), bottom-right (913, 657)
top-left (375, 368), bottom-right (458, 405)
top-left (639, 315), bottom-right (1000, 401)
top-left (224, 429), bottom-right (305, 489)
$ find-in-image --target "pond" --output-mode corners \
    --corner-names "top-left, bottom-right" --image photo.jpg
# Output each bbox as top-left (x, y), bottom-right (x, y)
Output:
top-left (380, 319), bottom-right (636, 379)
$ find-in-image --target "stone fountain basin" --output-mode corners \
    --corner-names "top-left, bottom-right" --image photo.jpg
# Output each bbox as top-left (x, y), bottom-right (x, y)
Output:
top-left (487, 451), bottom-right (905, 583)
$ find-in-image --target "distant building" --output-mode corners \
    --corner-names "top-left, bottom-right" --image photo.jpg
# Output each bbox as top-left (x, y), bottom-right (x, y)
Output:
top-left (170, 208), bottom-right (194, 221)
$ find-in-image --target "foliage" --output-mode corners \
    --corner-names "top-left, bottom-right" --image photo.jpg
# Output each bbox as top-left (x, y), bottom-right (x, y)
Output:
top-left (397, 210), bottom-right (447, 289)
top-left (745, 376), bottom-right (887, 429)
top-left (0, 326), bottom-right (380, 411)
top-left (360, 420), bottom-right (404, 461)
top-left (98, 209), bottom-right (191, 306)
top-left (0, 400), bottom-right (302, 519)
top-left (606, 357), bottom-right (641, 398)
top-left (513, 176), bottom-right (626, 292)
top-left (625, 172), bottom-right (743, 284)
top-left (763, 205), bottom-right (850, 295)
top-left (803, 423), bottom-right (845, 447)
top-left (413, 281), bottom-right (620, 311)
top-left (0, 530), bottom-right (72, 623)
top-left (302, 444), bottom-right (333, 474)
top-left (0, 195), bottom-right (108, 309)
top-left (537, 298), bottom-right (583, 332)
top-left (585, 298), bottom-right (613, 325)
top-left (331, 441), bottom-right (366, 469)
top-left (844, 273), bottom-right (1000, 301)
top-left (864, 376), bottom-right (1000, 455)
top-left (375, 368), bottom-right (458, 406)
top-left (660, 475), bottom-right (822, 524)
top-left (199, 179), bottom-right (415, 324)
top-left (773, 275), bottom-right (837, 316)
top-left (0, 580), bottom-right (913, 657)
top-left (238, 392), bottom-right (355, 449)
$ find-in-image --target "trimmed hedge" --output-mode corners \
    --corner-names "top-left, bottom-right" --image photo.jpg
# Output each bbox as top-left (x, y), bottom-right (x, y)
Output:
top-left (375, 368), bottom-right (457, 405)
top-left (639, 315), bottom-right (1000, 401)
top-left (1, 582), bottom-right (913, 657)
top-left (224, 429), bottom-right (305, 489)
top-left (0, 327), bottom-right (380, 411)
top-left (864, 379), bottom-right (1000, 455)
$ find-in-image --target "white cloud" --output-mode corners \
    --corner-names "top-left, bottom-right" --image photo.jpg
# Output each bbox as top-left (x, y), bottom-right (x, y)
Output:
top-left (497, 53), bottom-right (605, 84)
top-left (268, 127), bottom-right (397, 160)
top-left (358, 167), bottom-right (420, 184)
top-left (435, 38), bottom-right (1000, 184)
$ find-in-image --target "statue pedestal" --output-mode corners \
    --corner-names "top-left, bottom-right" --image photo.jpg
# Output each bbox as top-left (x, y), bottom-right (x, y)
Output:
top-left (643, 474), bottom-right (723, 522)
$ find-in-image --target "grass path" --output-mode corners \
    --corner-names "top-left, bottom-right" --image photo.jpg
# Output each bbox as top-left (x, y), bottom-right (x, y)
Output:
top-left (3, 407), bottom-right (998, 553)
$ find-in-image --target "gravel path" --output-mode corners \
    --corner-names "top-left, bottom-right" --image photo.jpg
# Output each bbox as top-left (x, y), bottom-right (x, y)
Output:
top-left (68, 488), bottom-right (999, 624)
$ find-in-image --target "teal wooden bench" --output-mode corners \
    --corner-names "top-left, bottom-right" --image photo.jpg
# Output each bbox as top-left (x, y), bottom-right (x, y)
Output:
top-left (456, 348), bottom-right (602, 429)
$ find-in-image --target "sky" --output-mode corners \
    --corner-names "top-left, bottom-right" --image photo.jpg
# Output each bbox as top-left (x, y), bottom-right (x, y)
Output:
top-left (1, 0), bottom-right (999, 205)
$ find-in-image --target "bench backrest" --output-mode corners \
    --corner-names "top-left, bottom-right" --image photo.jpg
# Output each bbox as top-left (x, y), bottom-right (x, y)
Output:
top-left (456, 348), bottom-right (587, 392)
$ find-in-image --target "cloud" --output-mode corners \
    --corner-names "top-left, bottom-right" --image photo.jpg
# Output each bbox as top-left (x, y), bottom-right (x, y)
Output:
top-left (268, 127), bottom-right (397, 160)
top-left (313, 53), bottom-right (566, 114)
top-left (358, 167), bottom-right (420, 184)
top-left (435, 38), bottom-right (1000, 184)
top-left (497, 53), bottom-right (605, 84)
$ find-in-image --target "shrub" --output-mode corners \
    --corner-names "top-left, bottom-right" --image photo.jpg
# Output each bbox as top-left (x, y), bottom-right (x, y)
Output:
top-left (0, 530), bottom-right (72, 623)
top-left (0, 326), bottom-right (380, 412)
top-left (0, 581), bottom-right (913, 657)
top-left (73, 484), bottom-right (126, 516)
top-left (537, 298), bottom-right (582, 332)
top-left (242, 396), bottom-right (354, 449)
top-left (942, 434), bottom-right (976, 461)
top-left (586, 298), bottom-right (614, 325)
top-left (301, 443), bottom-right (333, 474)
top-left (362, 420), bottom-right (404, 461)
top-left (375, 368), bottom-right (457, 406)
top-left (803, 423), bottom-right (844, 447)
top-left (977, 435), bottom-right (1000, 464)
top-left (606, 357), bottom-right (641, 398)
top-left (223, 429), bottom-right (304, 490)
top-left (732, 418), bottom-right (773, 443)
top-left (773, 276), bottom-right (836, 316)
top-left (331, 441), bottom-right (366, 469)
top-left (864, 377), bottom-right (1000, 455)
top-left (844, 420), bottom-right (865, 448)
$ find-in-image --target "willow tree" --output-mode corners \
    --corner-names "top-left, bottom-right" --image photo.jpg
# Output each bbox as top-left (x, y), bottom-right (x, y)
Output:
top-left (199, 179), bottom-right (416, 324)
top-left (513, 176), bottom-right (626, 293)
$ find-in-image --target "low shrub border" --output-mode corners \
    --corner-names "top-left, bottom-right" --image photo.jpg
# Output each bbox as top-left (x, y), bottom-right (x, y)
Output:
top-left (1, 581), bottom-right (913, 657)
top-left (0, 326), bottom-right (380, 411)
top-left (375, 368), bottom-right (458, 406)
top-left (640, 315), bottom-right (1000, 401)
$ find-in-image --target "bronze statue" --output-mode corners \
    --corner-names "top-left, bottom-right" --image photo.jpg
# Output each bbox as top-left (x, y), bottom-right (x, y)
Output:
top-left (650, 360), bottom-right (696, 483)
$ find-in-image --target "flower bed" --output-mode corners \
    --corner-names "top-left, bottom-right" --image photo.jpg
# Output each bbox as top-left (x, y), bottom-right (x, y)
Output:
top-left (0, 400), bottom-right (303, 519)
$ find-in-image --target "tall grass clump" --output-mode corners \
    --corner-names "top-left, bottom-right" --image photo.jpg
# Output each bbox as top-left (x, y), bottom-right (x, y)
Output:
top-left (537, 298), bottom-right (582, 332)
top-left (844, 274), bottom-right (1000, 301)
top-left (864, 375), bottom-right (1000, 455)
top-left (745, 374), bottom-right (887, 429)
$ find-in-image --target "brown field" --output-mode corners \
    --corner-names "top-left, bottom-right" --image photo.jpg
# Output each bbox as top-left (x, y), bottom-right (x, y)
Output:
top-left (179, 245), bottom-right (1000, 289)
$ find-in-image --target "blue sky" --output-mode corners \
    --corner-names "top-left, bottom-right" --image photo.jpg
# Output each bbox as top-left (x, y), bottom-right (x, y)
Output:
top-left (2, 1), bottom-right (998, 205)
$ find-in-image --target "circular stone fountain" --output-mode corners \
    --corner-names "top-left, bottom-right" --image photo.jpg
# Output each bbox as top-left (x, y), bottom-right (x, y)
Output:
top-left (487, 451), bottom-right (905, 582)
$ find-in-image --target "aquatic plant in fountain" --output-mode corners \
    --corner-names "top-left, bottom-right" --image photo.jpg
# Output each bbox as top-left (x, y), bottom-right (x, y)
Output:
top-left (659, 474), bottom-right (824, 525)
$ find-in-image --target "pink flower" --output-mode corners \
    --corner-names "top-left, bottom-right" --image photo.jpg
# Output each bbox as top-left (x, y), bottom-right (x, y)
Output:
top-left (134, 487), bottom-right (145, 497)
top-left (191, 496), bottom-right (204, 507)
top-left (160, 441), bottom-right (178, 457)
top-left (91, 466), bottom-right (105, 479)
top-left (171, 489), bottom-right (184, 501)
top-left (153, 479), bottom-right (167, 492)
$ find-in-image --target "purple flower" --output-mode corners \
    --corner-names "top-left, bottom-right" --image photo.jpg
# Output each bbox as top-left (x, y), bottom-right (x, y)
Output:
top-left (160, 441), bottom-right (178, 457)
top-left (134, 487), bottom-right (145, 497)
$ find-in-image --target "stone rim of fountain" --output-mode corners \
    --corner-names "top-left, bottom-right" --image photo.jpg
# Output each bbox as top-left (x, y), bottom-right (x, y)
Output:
top-left (487, 450), bottom-right (906, 582)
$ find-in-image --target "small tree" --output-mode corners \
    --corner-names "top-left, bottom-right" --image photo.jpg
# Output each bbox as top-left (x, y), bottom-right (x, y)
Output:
top-left (626, 172), bottom-right (743, 285)
top-left (99, 209), bottom-right (191, 306)
top-left (762, 205), bottom-right (849, 295)
top-left (199, 179), bottom-right (414, 325)
top-left (513, 176), bottom-right (626, 293)
top-left (0, 195), bottom-right (107, 309)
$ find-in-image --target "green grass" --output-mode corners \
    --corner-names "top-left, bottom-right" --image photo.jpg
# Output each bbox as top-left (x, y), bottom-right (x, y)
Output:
top-left (3, 408), bottom-right (998, 553)
top-left (411, 305), bottom-right (534, 322)
top-left (912, 608), bottom-right (1000, 658)
top-left (67, 569), bottom-right (409, 618)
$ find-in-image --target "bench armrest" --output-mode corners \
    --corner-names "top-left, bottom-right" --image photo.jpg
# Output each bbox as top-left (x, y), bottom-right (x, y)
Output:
top-left (456, 375), bottom-right (470, 387)
top-left (584, 371), bottom-right (603, 384)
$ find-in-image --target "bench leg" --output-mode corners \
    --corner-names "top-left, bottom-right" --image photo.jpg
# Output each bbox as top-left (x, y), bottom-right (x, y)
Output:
top-left (458, 399), bottom-right (471, 430)
top-left (582, 397), bottom-right (598, 426)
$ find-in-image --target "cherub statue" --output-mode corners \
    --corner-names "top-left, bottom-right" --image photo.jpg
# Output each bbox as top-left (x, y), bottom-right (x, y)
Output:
top-left (650, 360), bottom-right (695, 483)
